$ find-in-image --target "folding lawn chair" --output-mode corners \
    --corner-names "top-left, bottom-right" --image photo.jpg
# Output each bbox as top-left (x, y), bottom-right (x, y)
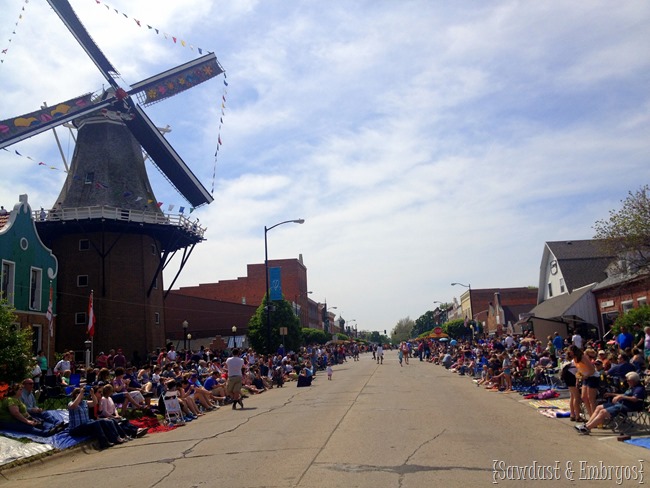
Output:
top-left (163, 391), bottom-right (185, 426)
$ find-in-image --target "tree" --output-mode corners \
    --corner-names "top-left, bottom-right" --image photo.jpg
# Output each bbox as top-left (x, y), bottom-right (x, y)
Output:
top-left (0, 301), bottom-right (32, 384)
top-left (302, 328), bottom-right (329, 346)
top-left (594, 185), bottom-right (650, 274)
top-left (247, 295), bottom-right (303, 355)
top-left (413, 311), bottom-right (435, 336)
top-left (442, 319), bottom-right (466, 340)
top-left (391, 317), bottom-right (415, 343)
top-left (612, 306), bottom-right (650, 338)
top-left (360, 330), bottom-right (381, 344)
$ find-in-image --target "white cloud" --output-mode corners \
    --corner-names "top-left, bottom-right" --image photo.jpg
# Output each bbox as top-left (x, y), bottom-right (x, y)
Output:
top-left (1, 0), bottom-right (648, 332)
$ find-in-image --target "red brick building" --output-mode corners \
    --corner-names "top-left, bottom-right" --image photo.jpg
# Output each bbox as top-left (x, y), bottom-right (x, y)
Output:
top-left (593, 267), bottom-right (650, 336)
top-left (468, 287), bottom-right (539, 335)
top-left (164, 291), bottom-right (257, 348)
top-left (174, 256), bottom-right (311, 327)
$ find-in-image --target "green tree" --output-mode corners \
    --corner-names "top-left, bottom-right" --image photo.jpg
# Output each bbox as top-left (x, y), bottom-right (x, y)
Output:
top-left (594, 185), bottom-right (650, 274)
top-left (442, 319), bottom-right (466, 340)
top-left (413, 311), bottom-right (435, 336)
top-left (247, 295), bottom-right (303, 354)
top-left (0, 301), bottom-right (32, 384)
top-left (302, 327), bottom-right (329, 346)
top-left (612, 306), bottom-right (650, 338)
top-left (391, 317), bottom-right (415, 343)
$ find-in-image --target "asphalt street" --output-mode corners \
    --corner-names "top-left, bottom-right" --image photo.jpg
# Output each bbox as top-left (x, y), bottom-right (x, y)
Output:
top-left (1, 350), bottom-right (649, 487)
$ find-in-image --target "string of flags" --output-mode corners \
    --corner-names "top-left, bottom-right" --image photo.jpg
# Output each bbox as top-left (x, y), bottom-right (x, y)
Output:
top-left (212, 72), bottom-right (227, 195)
top-left (91, 0), bottom-right (209, 55)
top-left (1, 146), bottom-right (195, 214)
top-left (88, 0), bottom-right (228, 195)
top-left (1, 0), bottom-right (228, 201)
top-left (0, 0), bottom-right (30, 65)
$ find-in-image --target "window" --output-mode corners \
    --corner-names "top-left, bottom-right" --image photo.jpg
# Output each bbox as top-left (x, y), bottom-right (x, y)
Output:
top-left (31, 324), bottom-right (42, 356)
top-left (621, 300), bottom-right (634, 314)
top-left (154, 312), bottom-right (160, 325)
top-left (79, 239), bottom-right (90, 251)
top-left (1, 260), bottom-right (15, 305)
top-left (547, 283), bottom-right (553, 298)
top-left (637, 297), bottom-right (647, 307)
top-left (30, 267), bottom-right (43, 310)
top-left (77, 275), bottom-right (88, 287)
top-left (75, 312), bottom-right (87, 325)
top-left (84, 172), bottom-right (94, 184)
top-left (559, 278), bottom-right (566, 294)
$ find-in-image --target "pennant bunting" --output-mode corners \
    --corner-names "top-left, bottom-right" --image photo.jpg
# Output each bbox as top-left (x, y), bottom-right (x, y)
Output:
top-left (0, 0), bottom-right (29, 66)
top-left (92, 0), bottom-right (211, 55)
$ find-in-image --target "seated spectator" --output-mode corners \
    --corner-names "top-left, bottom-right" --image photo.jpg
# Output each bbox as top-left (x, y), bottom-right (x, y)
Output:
top-left (60, 369), bottom-right (72, 386)
top-left (181, 376), bottom-right (217, 410)
top-left (606, 353), bottom-right (636, 379)
top-left (296, 368), bottom-right (312, 387)
top-left (0, 383), bottom-right (60, 436)
top-left (20, 378), bottom-right (65, 430)
top-left (597, 350), bottom-right (610, 370)
top-left (441, 353), bottom-right (453, 369)
top-left (576, 372), bottom-right (647, 434)
top-left (112, 367), bottom-right (148, 415)
top-left (203, 371), bottom-right (227, 402)
top-left (98, 385), bottom-right (147, 439)
top-left (95, 351), bottom-right (109, 369)
top-left (631, 348), bottom-right (646, 372)
top-left (68, 387), bottom-right (124, 448)
top-left (176, 380), bottom-right (202, 418)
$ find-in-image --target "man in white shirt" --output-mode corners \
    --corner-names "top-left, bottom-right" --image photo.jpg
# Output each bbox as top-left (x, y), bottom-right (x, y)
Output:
top-left (226, 348), bottom-right (245, 410)
top-left (572, 332), bottom-right (583, 350)
top-left (166, 345), bottom-right (177, 362)
top-left (376, 345), bottom-right (383, 364)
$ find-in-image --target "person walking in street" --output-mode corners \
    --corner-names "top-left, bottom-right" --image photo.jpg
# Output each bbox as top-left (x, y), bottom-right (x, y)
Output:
top-left (226, 348), bottom-right (245, 409)
top-left (376, 344), bottom-right (383, 364)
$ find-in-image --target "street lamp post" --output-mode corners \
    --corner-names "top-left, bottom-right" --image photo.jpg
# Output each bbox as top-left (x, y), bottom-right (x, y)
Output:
top-left (232, 326), bottom-right (237, 349)
top-left (186, 333), bottom-right (192, 353)
top-left (265, 219), bottom-right (305, 354)
top-left (451, 282), bottom-right (473, 322)
top-left (182, 320), bottom-right (188, 351)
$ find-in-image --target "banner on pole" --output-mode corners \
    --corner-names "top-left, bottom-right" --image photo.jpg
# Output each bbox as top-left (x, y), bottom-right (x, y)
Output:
top-left (269, 267), bottom-right (282, 301)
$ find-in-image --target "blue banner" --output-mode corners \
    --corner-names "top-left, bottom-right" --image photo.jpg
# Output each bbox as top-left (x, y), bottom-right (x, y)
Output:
top-left (269, 267), bottom-right (282, 301)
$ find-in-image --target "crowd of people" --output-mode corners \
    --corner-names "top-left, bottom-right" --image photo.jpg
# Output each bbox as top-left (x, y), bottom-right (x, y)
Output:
top-left (0, 342), bottom-right (358, 450)
top-left (414, 325), bottom-right (649, 435)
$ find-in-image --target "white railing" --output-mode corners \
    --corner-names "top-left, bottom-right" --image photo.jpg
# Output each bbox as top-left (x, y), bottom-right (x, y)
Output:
top-left (33, 205), bottom-right (205, 238)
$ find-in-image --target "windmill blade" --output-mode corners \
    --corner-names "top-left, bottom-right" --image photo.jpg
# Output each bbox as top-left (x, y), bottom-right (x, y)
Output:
top-left (123, 104), bottom-right (214, 207)
top-left (129, 53), bottom-right (223, 107)
top-left (0, 93), bottom-right (111, 149)
top-left (47, 0), bottom-right (120, 89)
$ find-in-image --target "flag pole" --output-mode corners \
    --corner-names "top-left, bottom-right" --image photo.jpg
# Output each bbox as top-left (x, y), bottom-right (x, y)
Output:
top-left (46, 280), bottom-right (53, 374)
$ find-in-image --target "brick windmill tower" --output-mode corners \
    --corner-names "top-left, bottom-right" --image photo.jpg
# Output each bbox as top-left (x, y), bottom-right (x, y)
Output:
top-left (0, 0), bottom-right (224, 358)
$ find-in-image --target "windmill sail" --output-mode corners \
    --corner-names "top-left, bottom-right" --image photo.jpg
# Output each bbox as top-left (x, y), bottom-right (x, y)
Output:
top-left (0, 94), bottom-right (109, 149)
top-left (47, 0), bottom-right (120, 87)
top-left (131, 53), bottom-right (223, 107)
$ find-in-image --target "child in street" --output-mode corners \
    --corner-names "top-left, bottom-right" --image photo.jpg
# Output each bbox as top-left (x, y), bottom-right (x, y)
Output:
top-left (326, 364), bottom-right (333, 380)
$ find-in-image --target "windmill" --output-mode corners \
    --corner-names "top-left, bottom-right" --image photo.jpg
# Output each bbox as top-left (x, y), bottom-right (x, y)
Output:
top-left (0, 0), bottom-right (225, 357)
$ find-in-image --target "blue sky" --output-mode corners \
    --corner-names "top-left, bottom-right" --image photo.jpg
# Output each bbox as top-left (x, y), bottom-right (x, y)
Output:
top-left (1, 0), bottom-right (648, 332)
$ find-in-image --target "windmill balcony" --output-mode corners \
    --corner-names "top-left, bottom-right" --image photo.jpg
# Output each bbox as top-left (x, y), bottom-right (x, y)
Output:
top-left (33, 205), bottom-right (205, 253)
